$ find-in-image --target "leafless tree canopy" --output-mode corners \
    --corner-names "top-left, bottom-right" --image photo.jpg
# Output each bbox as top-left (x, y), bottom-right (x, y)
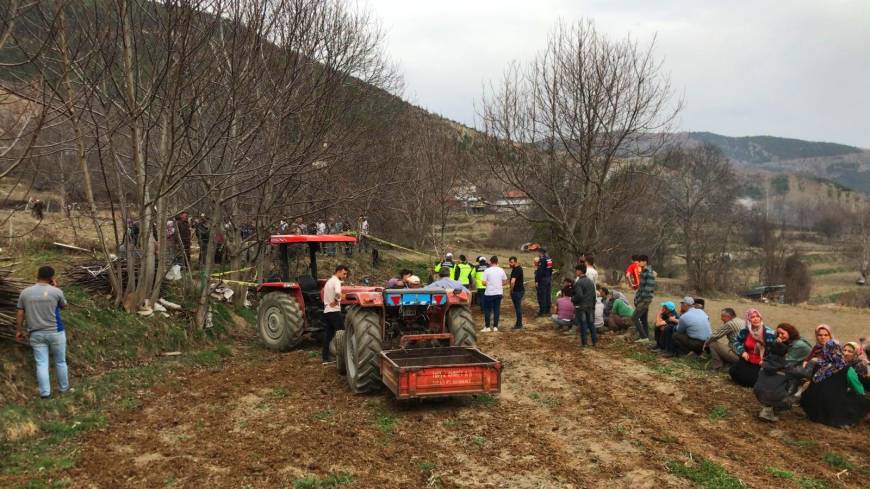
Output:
top-left (0, 0), bottom-right (402, 325)
top-left (478, 20), bottom-right (680, 260)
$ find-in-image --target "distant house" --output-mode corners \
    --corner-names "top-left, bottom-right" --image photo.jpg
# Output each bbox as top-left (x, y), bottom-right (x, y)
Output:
top-left (491, 190), bottom-right (533, 211)
top-left (453, 185), bottom-right (486, 214)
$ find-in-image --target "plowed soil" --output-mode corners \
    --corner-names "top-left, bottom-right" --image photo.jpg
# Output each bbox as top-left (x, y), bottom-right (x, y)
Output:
top-left (65, 305), bottom-right (868, 488)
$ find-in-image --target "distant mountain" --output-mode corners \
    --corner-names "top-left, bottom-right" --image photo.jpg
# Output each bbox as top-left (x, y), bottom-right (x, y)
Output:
top-left (678, 132), bottom-right (870, 194)
top-left (686, 132), bottom-right (863, 164)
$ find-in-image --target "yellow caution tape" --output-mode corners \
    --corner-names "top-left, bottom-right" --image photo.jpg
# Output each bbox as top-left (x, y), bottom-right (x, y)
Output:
top-left (212, 278), bottom-right (259, 287)
top-left (211, 267), bottom-right (254, 278)
top-left (345, 231), bottom-right (432, 258)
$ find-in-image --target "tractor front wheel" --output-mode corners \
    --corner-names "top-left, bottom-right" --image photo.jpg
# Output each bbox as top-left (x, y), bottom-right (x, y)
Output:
top-left (344, 306), bottom-right (383, 393)
top-left (448, 306), bottom-right (477, 347)
top-left (257, 292), bottom-right (304, 351)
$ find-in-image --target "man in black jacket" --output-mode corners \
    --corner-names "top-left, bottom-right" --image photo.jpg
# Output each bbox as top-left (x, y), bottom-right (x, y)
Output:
top-left (572, 264), bottom-right (597, 347)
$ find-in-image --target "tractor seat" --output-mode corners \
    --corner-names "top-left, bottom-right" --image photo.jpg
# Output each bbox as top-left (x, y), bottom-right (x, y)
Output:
top-left (296, 275), bottom-right (323, 305)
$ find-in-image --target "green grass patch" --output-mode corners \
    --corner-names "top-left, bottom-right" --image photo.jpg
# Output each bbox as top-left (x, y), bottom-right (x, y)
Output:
top-left (0, 363), bottom-right (163, 476)
top-left (418, 461), bottom-right (442, 487)
top-left (797, 478), bottom-right (828, 489)
top-left (292, 472), bottom-right (353, 489)
top-left (13, 479), bottom-right (68, 489)
top-left (471, 394), bottom-right (497, 407)
top-left (528, 392), bottom-right (561, 408)
top-left (472, 435), bottom-right (486, 448)
top-left (630, 351), bottom-right (658, 364)
top-left (272, 387), bottom-right (289, 398)
top-left (709, 405), bottom-right (729, 421)
top-left (375, 413), bottom-right (396, 435)
top-left (822, 451), bottom-right (853, 470)
top-left (767, 467), bottom-right (795, 479)
top-left (811, 267), bottom-right (848, 276)
top-left (667, 458), bottom-right (745, 489)
top-left (233, 304), bottom-right (257, 324)
top-left (313, 409), bottom-right (334, 423)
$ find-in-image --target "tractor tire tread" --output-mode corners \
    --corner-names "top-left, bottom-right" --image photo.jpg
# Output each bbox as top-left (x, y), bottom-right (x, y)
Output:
top-left (448, 306), bottom-right (477, 347)
top-left (257, 292), bottom-right (304, 352)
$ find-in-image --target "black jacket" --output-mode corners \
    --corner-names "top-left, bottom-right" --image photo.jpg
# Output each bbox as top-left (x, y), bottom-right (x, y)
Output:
top-left (571, 276), bottom-right (595, 309)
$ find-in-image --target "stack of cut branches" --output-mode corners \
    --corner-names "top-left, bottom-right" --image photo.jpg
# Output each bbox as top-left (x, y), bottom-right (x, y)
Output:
top-left (0, 263), bottom-right (28, 343)
top-left (65, 260), bottom-right (126, 295)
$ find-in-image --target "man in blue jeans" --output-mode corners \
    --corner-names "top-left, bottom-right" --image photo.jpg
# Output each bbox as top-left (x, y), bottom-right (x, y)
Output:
top-left (572, 264), bottom-right (597, 347)
top-left (16, 266), bottom-right (69, 399)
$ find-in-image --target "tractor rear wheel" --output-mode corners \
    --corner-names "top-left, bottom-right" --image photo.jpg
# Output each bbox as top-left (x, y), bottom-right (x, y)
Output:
top-left (333, 330), bottom-right (347, 375)
top-left (344, 306), bottom-right (382, 393)
top-left (447, 306), bottom-right (477, 347)
top-left (257, 292), bottom-right (304, 351)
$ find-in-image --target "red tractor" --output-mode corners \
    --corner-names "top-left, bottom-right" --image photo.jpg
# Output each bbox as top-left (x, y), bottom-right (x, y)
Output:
top-left (258, 234), bottom-right (498, 398)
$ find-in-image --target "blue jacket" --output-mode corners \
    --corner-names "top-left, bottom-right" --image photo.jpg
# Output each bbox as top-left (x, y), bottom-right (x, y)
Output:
top-left (733, 326), bottom-right (777, 356)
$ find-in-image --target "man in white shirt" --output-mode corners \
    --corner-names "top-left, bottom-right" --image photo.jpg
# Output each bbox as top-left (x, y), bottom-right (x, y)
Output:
top-left (584, 254), bottom-right (599, 287)
top-left (481, 256), bottom-right (508, 332)
top-left (321, 265), bottom-right (348, 363)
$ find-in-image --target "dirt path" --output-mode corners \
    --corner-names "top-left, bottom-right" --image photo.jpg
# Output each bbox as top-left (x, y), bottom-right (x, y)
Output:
top-left (65, 305), bottom-right (868, 488)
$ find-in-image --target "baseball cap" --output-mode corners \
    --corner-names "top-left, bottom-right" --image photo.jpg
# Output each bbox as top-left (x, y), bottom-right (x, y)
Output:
top-left (661, 301), bottom-right (676, 312)
top-left (680, 296), bottom-right (695, 305)
top-left (408, 275), bottom-right (421, 285)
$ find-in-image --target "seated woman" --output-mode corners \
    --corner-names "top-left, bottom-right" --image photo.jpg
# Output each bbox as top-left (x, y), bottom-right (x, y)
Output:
top-left (800, 340), bottom-right (868, 427)
top-left (844, 341), bottom-right (870, 389)
top-left (754, 323), bottom-right (812, 422)
top-left (804, 324), bottom-right (834, 365)
top-left (551, 286), bottom-right (574, 331)
top-left (729, 308), bottom-right (776, 387)
top-left (652, 301), bottom-right (678, 352)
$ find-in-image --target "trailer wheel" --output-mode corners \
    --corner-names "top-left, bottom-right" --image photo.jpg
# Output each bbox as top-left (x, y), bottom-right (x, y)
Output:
top-left (257, 292), bottom-right (304, 351)
top-left (344, 306), bottom-right (382, 393)
top-left (448, 306), bottom-right (477, 347)
top-left (333, 330), bottom-right (347, 376)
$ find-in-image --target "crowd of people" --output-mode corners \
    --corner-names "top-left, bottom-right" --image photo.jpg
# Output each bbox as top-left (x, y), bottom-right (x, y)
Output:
top-left (546, 254), bottom-right (870, 428)
top-left (398, 250), bottom-right (869, 428)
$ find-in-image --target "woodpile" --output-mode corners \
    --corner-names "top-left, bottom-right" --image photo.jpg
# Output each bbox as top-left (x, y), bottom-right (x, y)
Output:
top-left (65, 261), bottom-right (123, 294)
top-left (0, 261), bottom-right (28, 343)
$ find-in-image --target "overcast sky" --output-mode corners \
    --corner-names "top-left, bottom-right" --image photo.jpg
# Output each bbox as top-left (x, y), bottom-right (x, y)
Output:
top-left (362, 0), bottom-right (870, 148)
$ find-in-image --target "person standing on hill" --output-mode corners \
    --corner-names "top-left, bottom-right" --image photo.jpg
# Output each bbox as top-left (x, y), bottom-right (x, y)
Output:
top-left (176, 212), bottom-right (192, 268)
top-left (584, 255), bottom-right (599, 287)
top-left (453, 254), bottom-right (475, 290)
top-left (535, 248), bottom-right (553, 316)
top-left (16, 266), bottom-right (70, 399)
top-left (473, 256), bottom-right (488, 307)
top-left (508, 256), bottom-right (525, 330)
top-left (322, 265), bottom-right (348, 364)
top-left (625, 255), bottom-right (640, 290)
top-left (572, 264), bottom-right (597, 348)
top-left (481, 256), bottom-right (508, 332)
top-left (632, 255), bottom-right (656, 343)
top-left (433, 252), bottom-right (455, 280)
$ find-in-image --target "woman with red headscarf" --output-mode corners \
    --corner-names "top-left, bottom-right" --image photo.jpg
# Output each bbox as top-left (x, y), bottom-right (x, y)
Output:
top-left (729, 308), bottom-right (776, 387)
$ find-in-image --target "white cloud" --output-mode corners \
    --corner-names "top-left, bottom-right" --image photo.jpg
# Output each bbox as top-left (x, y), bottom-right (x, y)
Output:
top-left (363, 0), bottom-right (870, 147)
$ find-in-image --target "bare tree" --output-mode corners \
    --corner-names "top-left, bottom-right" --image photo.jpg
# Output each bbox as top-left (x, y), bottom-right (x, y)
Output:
top-left (658, 143), bottom-right (739, 292)
top-left (478, 20), bottom-right (680, 261)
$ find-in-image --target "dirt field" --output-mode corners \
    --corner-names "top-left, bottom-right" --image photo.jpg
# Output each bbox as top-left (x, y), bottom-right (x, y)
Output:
top-left (51, 302), bottom-right (868, 489)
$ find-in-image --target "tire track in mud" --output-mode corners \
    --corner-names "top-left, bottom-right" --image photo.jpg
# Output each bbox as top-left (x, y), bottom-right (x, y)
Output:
top-left (485, 318), bottom-right (868, 489)
top-left (65, 305), bottom-right (867, 489)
